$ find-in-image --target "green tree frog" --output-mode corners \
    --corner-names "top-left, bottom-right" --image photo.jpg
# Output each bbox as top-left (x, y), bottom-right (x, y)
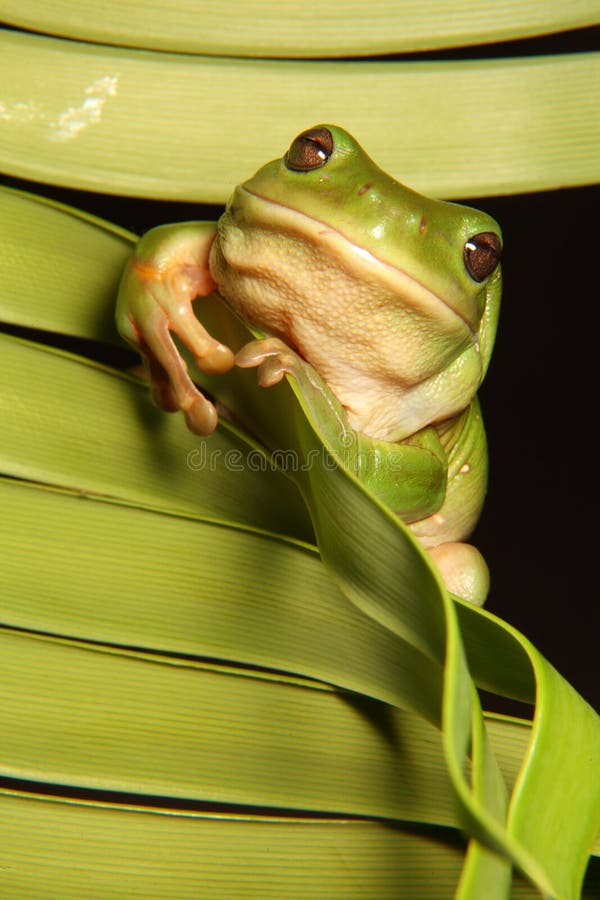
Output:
top-left (116, 125), bottom-right (502, 605)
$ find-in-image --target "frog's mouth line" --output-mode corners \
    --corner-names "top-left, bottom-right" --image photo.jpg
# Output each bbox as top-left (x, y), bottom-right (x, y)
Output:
top-left (237, 185), bottom-right (478, 336)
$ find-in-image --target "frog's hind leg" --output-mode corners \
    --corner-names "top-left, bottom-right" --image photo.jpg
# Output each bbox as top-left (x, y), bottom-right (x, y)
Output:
top-left (427, 542), bottom-right (489, 607)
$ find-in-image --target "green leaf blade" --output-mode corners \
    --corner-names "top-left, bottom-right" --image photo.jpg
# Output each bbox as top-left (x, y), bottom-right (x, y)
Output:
top-left (1, 1), bottom-right (598, 57)
top-left (1, 30), bottom-right (599, 200)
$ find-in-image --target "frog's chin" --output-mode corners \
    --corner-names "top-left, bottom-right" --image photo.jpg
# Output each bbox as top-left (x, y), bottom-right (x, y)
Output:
top-left (235, 185), bottom-right (479, 335)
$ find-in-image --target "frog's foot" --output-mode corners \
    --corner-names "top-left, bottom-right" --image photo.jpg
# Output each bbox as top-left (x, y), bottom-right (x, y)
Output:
top-left (116, 225), bottom-right (235, 435)
top-left (235, 337), bottom-right (305, 386)
top-left (427, 541), bottom-right (489, 606)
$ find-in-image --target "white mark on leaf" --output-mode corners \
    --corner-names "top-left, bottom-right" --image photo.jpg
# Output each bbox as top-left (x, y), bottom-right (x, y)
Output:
top-left (0, 75), bottom-right (119, 141)
top-left (50, 74), bottom-right (119, 142)
top-left (0, 100), bottom-right (40, 123)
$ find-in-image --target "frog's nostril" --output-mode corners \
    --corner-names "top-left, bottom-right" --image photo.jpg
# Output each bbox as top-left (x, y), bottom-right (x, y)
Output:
top-left (358, 182), bottom-right (372, 196)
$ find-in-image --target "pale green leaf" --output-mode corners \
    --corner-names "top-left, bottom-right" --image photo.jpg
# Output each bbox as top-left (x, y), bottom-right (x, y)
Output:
top-left (0, 628), bottom-right (446, 820)
top-left (1, 29), bottom-right (599, 200)
top-left (0, 186), bottom-right (132, 344)
top-left (0, 0), bottom-right (597, 57)
top-left (6, 787), bottom-right (588, 899)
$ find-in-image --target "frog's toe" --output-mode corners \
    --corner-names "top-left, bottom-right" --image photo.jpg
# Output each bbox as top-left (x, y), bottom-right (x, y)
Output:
top-left (197, 341), bottom-right (236, 375)
top-left (146, 356), bottom-right (181, 413)
top-left (236, 338), bottom-right (302, 387)
top-left (235, 338), bottom-right (288, 367)
top-left (152, 366), bottom-right (218, 435)
top-left (181, 393), bottom-right (219, 436)
top-left (255, 356), bottom-right (288, 387)
top-left (135, 314), bottom-right (219, 434)
top-left (174, 308), bottom-right (235, 375)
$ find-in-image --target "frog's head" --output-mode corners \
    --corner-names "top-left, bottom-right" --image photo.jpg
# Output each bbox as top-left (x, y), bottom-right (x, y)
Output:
top-left (214, 125), bottom-right (502, 439)
top-left (241, 124), bottom-right (500, 331)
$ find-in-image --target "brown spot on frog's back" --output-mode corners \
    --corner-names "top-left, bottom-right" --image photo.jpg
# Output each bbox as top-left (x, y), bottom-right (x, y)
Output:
top-left (358, 182), bottom-right (372, 196)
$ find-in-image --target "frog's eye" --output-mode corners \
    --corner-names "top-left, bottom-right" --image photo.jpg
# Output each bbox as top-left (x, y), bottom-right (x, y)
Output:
top-left (463, 232), bottom-right (502, 282)
top-left (285, 126), bottom-right (334, 172)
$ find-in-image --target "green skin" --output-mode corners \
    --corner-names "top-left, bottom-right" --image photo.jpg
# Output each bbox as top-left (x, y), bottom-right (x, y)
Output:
top-left (116, 125), bottom-right (502, 605)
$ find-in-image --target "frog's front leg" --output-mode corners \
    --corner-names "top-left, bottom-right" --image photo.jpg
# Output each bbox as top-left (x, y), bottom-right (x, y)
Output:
top-left (116, 222), bottom-right (235, 434)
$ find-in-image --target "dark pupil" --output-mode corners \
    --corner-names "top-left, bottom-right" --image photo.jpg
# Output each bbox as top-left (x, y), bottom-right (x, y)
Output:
top-left (285, 126), bottom-right (334, 172)
top-left (464, 232), bottom-right (502, 282)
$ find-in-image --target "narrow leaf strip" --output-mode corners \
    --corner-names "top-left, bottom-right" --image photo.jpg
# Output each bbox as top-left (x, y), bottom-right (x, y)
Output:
top-left (1, 30), bottom-right (599, 199)
top-left (3, 787), bottom-right (569, 900)
top-left (0, 1), bottom-right (598, 58)
top-left (0, 185), bottom-right (133, 344)
top-left (508, 658), bottom-right (600, 898)
top-left (456, 600), bottom-right (600, 898)
top-left (0, 628), bottom-right (450, 823)
top-left (441, 610), bottom-right (550, 896)
top-left (455, 689), bottom-right (512, 899)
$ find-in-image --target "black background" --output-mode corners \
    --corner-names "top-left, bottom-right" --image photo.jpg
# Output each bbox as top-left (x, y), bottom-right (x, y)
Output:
top-left (475, 185), bottom-right (598, 714)
top-left (2, 26), bottom-right (598, 714)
